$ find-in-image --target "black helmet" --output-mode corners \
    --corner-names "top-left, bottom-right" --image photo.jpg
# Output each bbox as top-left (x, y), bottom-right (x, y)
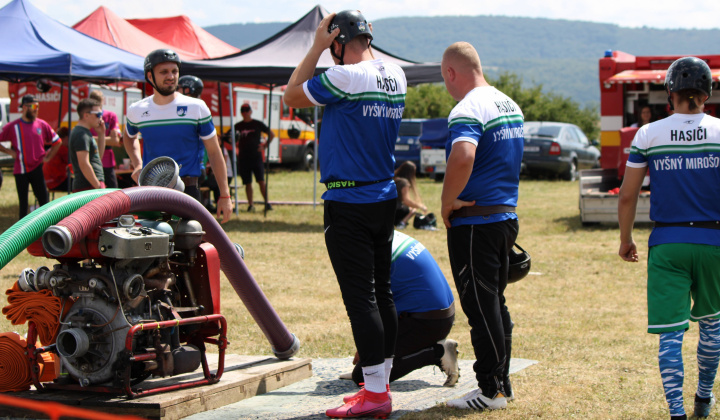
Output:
top-left (665, 57), bottom-right (712, 97)
top-left (508, 243), bottom-right (531, 284)
top-left (144, 49), bottom-right (181, 74)
top-left (329, 10), bottom-right (373, 45)
top-left (144, 49), bottom-right (181, 92)
top-left (178, 75), bottom-right (204, 98)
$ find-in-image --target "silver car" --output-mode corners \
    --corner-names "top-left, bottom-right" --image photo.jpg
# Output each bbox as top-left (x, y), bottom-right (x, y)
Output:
top-left (521, 121), bottom-right (600, 181)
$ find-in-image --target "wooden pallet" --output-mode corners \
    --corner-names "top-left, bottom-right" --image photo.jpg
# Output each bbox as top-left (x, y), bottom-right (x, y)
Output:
top-left (3, 355), bottom-right (312, 420)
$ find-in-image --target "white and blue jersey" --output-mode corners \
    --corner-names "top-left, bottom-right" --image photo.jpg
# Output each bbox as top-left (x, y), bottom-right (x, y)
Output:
top-left (626, 112), bottom-right (720, 247)
top-left (303, 59), bottom-right (407, 203)
top-left (446, 86), bottom-right (524, 227)
top-left (390, 231), bottom-right (454, 314)
top-left (126, 94), bottom-right (216, 177)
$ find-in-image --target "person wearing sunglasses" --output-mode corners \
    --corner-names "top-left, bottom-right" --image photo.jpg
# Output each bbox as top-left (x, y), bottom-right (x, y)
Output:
top-left (0, 94), bottom-right (61, 219)
top-left (89, 90), bottom-right (122, 189)
top-left (69, 98), bottom-right (106, 192)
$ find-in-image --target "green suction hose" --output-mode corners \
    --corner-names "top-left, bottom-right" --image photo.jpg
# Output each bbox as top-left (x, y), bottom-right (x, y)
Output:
top-left (0, 189), bottom-right (118, 270)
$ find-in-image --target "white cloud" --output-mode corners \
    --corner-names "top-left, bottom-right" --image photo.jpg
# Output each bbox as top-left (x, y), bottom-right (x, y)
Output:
top-left (3, 0), bottom-right (720, 29)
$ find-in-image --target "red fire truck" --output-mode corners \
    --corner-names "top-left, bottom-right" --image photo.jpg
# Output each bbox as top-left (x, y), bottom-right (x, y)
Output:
top-left (6, 81), bottom-right (315, 169)
top-left (578, 50), bottom-right (720, 224)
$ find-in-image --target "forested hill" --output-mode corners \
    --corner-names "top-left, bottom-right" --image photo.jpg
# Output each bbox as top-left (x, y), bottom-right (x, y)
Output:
top-left (205, 16), bottom-right (720, 105)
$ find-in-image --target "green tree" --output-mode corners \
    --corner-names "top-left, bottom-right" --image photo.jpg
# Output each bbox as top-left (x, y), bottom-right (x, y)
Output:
top-left (403, 72), bottom-right (600, 140)
top-left (404, 83), bottom-right (456, 119)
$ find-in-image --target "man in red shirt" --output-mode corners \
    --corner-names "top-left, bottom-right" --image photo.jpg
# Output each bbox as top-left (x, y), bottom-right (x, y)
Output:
top-left (0, 95), bottom-right (61, 219)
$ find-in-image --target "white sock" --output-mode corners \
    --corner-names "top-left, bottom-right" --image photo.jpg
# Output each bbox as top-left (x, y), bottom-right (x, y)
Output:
top-left (384, 358), bottom-right (393, 386)
top-left (362, 363), bottom-right (386, 393)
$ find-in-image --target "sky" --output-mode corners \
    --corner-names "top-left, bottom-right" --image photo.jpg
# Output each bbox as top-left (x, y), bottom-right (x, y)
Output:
top-left (2, 0), bottom-right (719, 30)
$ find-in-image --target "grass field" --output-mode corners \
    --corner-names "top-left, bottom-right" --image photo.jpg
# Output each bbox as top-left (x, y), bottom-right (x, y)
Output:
top-left (0, 168), bottom-right (710, 419)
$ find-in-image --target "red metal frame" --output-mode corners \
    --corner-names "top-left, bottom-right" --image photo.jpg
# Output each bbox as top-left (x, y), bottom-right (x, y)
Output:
top-left (26, 314), bottom-right (227, 399)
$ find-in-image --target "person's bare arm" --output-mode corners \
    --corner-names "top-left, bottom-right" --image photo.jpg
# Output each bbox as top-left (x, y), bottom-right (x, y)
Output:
top-left (76, 150), bottom-right (102, 189)
top-left (204, 135), bottom-right (234, 223)
top-left (43, 141), bottom-right (61, 163)
top-left (123, 130), bottom-right (143, 183)
top-left (399, 185), bottom-right (426, 212)
top-left (0, 142), bottom-right (16, 160)
top-left (618, 166), bottom-right (645, 262)
top-left (104, 128), bottom-right (122, 147)
top-left (440, 141), bottom-right (477, 228)
top-left (284, 13), bottom-right (338, 108)
top-left (95, 118), bottom-right (106, 158)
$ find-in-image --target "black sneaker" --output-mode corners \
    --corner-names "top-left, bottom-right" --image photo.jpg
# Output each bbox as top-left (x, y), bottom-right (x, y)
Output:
top-left (695, 393), bottom-right (715, 418)
top-left (247, 205), bottom-right (255, 212)
top-left (265, 203), bottom-right (273, 211)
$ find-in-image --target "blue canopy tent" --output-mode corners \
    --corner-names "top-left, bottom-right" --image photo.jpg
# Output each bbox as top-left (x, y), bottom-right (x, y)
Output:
top-left (0, 0), bottom-right (144, 82)
top-left (0, 0), bottom-right (145, 193)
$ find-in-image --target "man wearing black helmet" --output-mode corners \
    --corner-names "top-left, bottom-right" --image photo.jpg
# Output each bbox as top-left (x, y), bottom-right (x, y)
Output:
top-left (284, 9), bottom-right (407, 419)
top-left (619, 56), bottom-right (720, 420)
top-left (123, 50), bottom-right (233, 223)
top-left (178, 75), bottom-right (204, 98)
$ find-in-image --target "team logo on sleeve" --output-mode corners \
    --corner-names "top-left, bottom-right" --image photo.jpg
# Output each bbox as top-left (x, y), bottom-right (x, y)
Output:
top-left (36, 128), bottom-right (42, 135)
top-left (176, 106), bottom-right (188, 117)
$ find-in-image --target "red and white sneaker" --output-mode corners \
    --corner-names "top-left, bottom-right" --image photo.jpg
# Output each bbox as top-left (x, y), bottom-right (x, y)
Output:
top-left (326, 390), bottom-right (392, 419)
top-left (343, 384), bottom-right (391, 403)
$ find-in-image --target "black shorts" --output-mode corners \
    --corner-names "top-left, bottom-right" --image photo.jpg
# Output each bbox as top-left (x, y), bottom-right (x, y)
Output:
top-left (239, 159), bottom-right (264, 185)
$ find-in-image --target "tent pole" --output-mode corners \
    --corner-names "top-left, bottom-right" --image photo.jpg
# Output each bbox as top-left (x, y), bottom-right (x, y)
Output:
top-left (264, 84), bottom-right (274, 217)
top-left (228, 82), bottom-right (238, 215)
top-left (66, 75), bottom-right (73, 194)
top-left (217, 82), bottom-right (224, 139)
top-left (57, 81), bottom-right (63, 131)
top-left (57, 81), bottom-right (69, 195)
top-left (313, 105), bottom-right (318, 209)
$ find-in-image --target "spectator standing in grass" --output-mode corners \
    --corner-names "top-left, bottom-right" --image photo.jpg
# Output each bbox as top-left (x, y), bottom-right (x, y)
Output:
top-left (231, 103), bottom-right (274, 212)
top-left (69, 98), bottom-right (105, 192)
top-left (89, 90), bottom-right (121, 189)
top-left (0, 95), bottom-right (61, 219)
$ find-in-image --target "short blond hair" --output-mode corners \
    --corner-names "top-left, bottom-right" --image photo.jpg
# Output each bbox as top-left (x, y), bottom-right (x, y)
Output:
top-left (442, 42), bottom-right (483, 76)
top-left (89, 90), bottom-right (103, 102)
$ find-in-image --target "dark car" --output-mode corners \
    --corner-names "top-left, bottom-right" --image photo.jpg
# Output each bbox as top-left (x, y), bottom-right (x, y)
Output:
top-left (394, 118), bottom-right (448, 171)
top-left (522, 121), bottom-right (600, 181)
top-left (394, 119), bottom-right (424, 169)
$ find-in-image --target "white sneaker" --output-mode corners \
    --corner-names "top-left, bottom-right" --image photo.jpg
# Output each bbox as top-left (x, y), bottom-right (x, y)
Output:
top-left (338, 371), bottom-right (353, 380)
top-left (446, 388), bottom-right (507, 411)
top-left (438, 339), bottom-right (459, 387)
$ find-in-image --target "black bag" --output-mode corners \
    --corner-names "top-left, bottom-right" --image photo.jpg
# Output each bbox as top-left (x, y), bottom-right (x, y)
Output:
top-left (413, 212), bottom-right (437, 230)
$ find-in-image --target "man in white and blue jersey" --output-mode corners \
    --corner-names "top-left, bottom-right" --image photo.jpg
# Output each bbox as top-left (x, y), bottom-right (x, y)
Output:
top-left (440, 42), bottom-right (524, 411)
top-left (284, 10), bottom-right (406, 419)
top-left (344, 230), bottom-right (458, 387)
top-left (619, 57), bottom-right (720, 420)
top-left (123, 49), bottom-right (233, 223)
